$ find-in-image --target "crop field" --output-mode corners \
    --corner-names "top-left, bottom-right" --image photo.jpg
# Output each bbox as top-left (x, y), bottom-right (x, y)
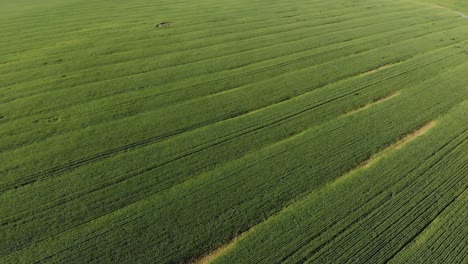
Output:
top-left (0, 0), bottom-right (467, 263)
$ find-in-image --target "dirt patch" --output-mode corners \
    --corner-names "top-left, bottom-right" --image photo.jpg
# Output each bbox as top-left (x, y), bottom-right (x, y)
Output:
top-left (331, 121), bottom-right (437, 187)
top-left (361, 63), bottom-right (396, 76)
top-left (192, 235), bottom-right (244, 264)
top-left (361, 121), bottom-right (436, 168)
top-left (33, 116), bottom-right (60, 124)
top-left (344, 92), bottom-right (400, 116)
top-left (156, 22), bottom-right (171, 28)
top-left (393, 121), bottom-right (437, 149)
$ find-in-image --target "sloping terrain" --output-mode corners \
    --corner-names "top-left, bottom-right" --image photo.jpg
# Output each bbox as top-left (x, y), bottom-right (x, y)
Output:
top-left (417, 0), bottom-right (468, 13)
top-left (0, 0), bottom-right (466, 263)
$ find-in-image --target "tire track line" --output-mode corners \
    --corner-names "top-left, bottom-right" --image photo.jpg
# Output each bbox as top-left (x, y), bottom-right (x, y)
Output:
top-left (2, 48), bottom-right (465, 193)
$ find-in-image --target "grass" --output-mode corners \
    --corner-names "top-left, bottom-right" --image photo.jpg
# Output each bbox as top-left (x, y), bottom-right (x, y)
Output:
top-left (414, 0), bottom-right (468, 13)
top-left (0, 0), bottom-right (467, 263)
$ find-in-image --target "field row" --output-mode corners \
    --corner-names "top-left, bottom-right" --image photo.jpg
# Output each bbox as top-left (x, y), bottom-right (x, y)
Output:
top-left (391, 188), bottom-right (468, 263)
top-left (1, 38), bottom-right (467, 188)
top-left (214, 103), bottom-right (467, 263)
top-left (1, 4), bottom-right (456, 102)
top-left (1, 60), bottom-right (467, 261)
top-left (0, 0), bottom-right (429, 48)
top-left (0, 0), bottom-right (419, 67)
top-left (1, 0), bottom-right (467, 262)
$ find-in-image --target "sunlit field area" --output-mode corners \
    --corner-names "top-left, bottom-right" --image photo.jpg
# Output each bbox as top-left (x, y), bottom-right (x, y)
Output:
top-left (0, 0), bottom-right (467, 263)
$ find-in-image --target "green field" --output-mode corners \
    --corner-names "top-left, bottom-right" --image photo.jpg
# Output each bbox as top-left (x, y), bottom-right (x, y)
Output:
top-left (0, 0), bottom-right (467, 263)
top-left (418, 0), bottom-right (468, 12)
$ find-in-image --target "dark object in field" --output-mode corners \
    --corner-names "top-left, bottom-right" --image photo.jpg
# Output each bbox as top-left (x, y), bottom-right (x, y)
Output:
top-left (156, 22), bottom-right (171, 28)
